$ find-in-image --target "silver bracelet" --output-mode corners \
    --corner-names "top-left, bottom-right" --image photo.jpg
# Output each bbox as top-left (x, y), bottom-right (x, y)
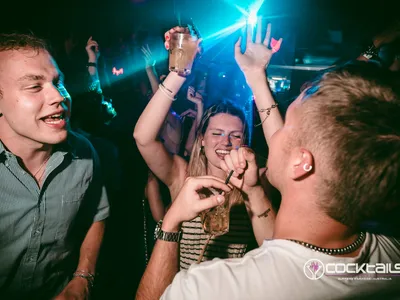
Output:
top-left (73, 270), bottom-right (95, 288)
top-left (158, 83), bottom-right (177, 101)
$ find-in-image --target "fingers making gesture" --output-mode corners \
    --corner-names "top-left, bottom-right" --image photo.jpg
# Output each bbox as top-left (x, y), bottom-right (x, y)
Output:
top-left (86, 36), bottom-right (100, 62)
top-left (141, 44), bottom-right (156, 68)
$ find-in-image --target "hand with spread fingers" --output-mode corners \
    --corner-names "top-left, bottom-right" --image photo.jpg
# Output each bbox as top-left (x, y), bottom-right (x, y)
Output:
top-left (235, 18), bottom-right (282, 75)
top-left (220, 147), bottom-right (260, 194)
top-left (141, 44), bottom-right (156, 68)
top-left (162, 176), bottom-right (232, 230)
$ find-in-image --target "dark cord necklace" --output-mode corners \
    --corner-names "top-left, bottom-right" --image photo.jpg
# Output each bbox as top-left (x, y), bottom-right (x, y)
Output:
top-left (288, 232), bottom-right (366, 255)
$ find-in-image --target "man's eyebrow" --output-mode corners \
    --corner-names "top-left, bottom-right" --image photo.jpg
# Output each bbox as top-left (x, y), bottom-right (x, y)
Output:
top-left (17, 74), bottom-right (46, 82)
top-left (17, 73), bottom-right (65, 83)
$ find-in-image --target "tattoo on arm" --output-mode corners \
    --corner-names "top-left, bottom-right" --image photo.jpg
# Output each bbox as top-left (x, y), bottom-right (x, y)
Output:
top-left (257, 208), bottom-right (271, 219)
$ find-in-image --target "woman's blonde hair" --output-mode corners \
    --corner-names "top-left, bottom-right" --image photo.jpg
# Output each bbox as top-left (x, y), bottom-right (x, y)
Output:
top-left (187, 100), bottom-right (249, 205)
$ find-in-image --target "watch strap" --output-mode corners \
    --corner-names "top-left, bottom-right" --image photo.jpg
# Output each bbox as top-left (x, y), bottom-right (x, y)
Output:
top-left (155, 220), bottom-right (182, 242)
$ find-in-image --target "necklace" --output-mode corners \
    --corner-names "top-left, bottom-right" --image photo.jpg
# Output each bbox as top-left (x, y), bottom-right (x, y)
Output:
top-left (288, 232), bottom-right (366, 255)
top-left (33, 155), bottom-right (51, 177)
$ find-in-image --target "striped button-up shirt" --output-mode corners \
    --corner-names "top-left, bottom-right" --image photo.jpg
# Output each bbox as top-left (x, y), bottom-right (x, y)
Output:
top-left (0, 131), bottom-right (109, 299)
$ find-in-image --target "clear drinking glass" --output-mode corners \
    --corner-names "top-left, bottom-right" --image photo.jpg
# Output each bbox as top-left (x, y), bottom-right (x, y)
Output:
top-left (169, 32), bottom-right (198, 76)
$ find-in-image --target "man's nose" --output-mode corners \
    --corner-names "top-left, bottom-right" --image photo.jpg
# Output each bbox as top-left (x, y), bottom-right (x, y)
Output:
top-left (49, 84), bottom-right (70, 105)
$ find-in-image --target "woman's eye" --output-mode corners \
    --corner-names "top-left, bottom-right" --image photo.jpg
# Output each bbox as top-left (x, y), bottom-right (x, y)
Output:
top-left (212, 132), bottom-right (223, 136)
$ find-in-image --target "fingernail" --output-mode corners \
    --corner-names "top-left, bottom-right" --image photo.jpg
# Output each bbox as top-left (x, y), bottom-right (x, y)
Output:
top-left (166, 44), bottom-right (169, 50)
top-left (240, 162), bottom-right (246, 167)
top-left (217, 196), bottom-right (224, 204)
top-left (166, 35), bottom-right (170, 40)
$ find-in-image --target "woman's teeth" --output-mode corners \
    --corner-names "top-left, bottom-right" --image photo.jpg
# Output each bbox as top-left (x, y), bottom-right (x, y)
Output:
top-left (216, 150), bottom-right (230, 155)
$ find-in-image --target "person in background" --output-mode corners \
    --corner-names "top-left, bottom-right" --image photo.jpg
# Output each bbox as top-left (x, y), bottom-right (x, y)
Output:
top-left (140, 42), bottom-right (182, 264)
top-left (69, 36), bottom-right (119, 198)
top-left (358, 21), bottom-right (400, 72)
top-left (140, 42), bottom-right (205, 263)
top-left (141, 43), bottom-right (183, 154)
top-left (182, 78), bottom-right (206, 157)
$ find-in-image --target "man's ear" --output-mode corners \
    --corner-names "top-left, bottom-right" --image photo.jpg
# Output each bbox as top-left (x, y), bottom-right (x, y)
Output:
top-left (289, 147), bottom-right (314, 180)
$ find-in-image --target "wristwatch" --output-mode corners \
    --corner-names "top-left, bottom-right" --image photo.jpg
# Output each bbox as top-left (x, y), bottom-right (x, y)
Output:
top-left (154, 220), bottom-right (182, 242)
top-left (362, 44), bottom-right (380, 60)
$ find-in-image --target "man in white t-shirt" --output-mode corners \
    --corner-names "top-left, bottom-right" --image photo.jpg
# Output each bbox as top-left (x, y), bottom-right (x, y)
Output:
top-left (136, 63), bottom-right (400, 299)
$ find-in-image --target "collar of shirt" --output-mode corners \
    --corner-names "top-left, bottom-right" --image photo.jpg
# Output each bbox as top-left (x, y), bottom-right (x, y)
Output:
top-left (0, 131), bottom-right (78, 162)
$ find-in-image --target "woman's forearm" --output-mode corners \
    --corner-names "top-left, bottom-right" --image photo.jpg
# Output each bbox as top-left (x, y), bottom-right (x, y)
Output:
top-left (245, 71), bottom-right (283, 146)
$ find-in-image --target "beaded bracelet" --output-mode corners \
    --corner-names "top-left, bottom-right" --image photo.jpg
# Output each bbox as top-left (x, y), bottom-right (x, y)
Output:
top-left (255, 103), bottom-right (279, 127)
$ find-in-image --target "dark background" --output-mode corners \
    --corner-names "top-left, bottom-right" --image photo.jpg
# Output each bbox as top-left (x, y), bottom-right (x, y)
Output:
top-left (1, 0), bottom-right (398, 50)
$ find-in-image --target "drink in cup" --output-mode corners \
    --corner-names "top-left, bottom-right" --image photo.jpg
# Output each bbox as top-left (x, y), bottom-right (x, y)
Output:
top-left (169, 31), bottom-right (198, 76)
top-left (199, 188), bottom-right (231, 236)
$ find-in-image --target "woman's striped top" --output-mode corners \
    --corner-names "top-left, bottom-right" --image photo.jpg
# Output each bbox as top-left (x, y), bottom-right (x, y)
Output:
top-left (179, 203), bottom-right (257, 270)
